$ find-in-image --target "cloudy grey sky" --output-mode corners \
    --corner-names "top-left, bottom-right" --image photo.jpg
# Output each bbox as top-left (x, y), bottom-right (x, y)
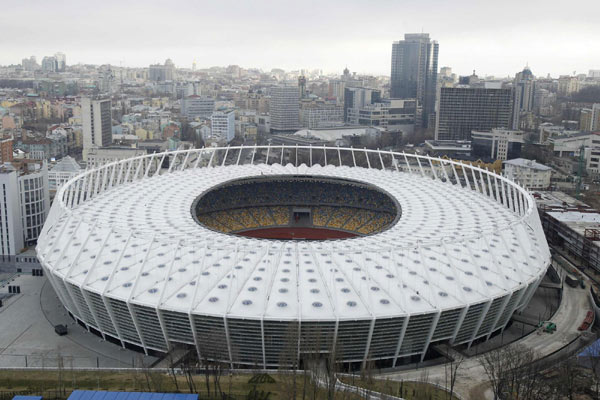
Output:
top-left (2, 0), bottom-right (598, 77)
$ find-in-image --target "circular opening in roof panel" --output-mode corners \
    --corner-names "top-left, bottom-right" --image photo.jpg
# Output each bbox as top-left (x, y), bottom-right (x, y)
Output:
top-left (192, 175), bottom-right (400, 240)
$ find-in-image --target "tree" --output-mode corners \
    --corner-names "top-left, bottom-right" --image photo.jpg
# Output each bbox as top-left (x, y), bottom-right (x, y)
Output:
top-left (479, 344), bottom-right (547, 400)
top-left (444, 353), bottom-right (464, 400)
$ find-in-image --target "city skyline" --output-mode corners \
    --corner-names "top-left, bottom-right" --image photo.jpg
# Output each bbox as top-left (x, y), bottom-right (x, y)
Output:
top-left (1, 0), bottom-right (599, 78)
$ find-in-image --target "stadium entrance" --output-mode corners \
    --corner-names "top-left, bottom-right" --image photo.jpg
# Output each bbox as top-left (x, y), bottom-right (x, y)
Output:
top-left (192, 175), bottom-right (400, 240)
top-left (292, 207), bottom-right (311, 226)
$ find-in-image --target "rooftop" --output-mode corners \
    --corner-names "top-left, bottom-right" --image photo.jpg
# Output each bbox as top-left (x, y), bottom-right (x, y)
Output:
top-left (503, 158), bottom-right (552, 171)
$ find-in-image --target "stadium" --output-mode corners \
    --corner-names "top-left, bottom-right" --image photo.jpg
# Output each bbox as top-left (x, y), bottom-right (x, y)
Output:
top-left (36, 145), bottom-right (551, 368)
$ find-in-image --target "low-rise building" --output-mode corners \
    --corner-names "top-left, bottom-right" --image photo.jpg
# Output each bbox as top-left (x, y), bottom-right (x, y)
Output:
top-left (86, 146), bottom-right (147, 169)
top-left (48, 156), bottom-right (82, 192)
top-left (535, 191), bottom-right (600, 273)
top-left (424, 140), bottom-right (472, 158)
top-left (471, 129), bottom-right (524, 161)
top-left (503, 158), bottom-right (552, 189)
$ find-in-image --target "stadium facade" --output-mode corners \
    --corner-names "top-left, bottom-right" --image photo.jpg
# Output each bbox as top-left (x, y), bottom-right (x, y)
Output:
top-left (36, 146), bottom-right (550, 368)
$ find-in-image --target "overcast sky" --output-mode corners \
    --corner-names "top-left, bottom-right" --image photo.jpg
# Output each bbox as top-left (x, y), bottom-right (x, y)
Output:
top-left (1, 0), bottom-right (598, 78)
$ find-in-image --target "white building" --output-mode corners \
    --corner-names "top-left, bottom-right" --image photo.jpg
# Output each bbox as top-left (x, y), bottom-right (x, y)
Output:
top-left (48, 156), bottom-right (82, 191)
top-left (19, 162), bottom-right (50, 246)
top-left (210, 110), bottom-right (235, 143)
top-left (86, 147), bottom-right (147, 169)
top-left (471, 129), bottom-right (525, 161)
top-left (82, 97), bottom-right (112, 161)
top-left (0, 165), bottom-right (24, 256)
top-left (503, 158), bottom-right (552, 189)
top-left (0, 160), bottom-right (50, 255)
top-left (181, 95), bottom-right (215, 119)
top-left (300, 106), bottom-right (344, 129)
top-left (270, 86), bottom-right (300, 133)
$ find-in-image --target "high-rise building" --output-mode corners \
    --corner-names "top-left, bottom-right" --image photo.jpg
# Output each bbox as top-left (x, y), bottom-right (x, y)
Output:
top-left (270, 86), bottom-right (300, 133)
top-left (81, 97), bottom-right (112, 161)
top-left (182, 95), bottom-right (215, 119)
top-left (514, 67), bottom-right (535, 112)
top-left (558, 75), bottom-right (580, 96)
top-left (149, 59), bottom-right (175, 82)
top-left (21, 56), bottom-right (38, 72)
top-left (41, 56), bottom-right (57, 72)
top-left (343, 87), bottom-right (381, 122)
top-left (18, 161), bottom-right (50, 246)
top-left (0, 159), bottom-right (50, 255)
top-left (390, 33), bottom-right (438, 127)
top-left (211, 110), bottom-right (236, 143)
top-left (435, 85), bottom-right (515, 141)
top-left (0, 165), bottom-right (24, 256)
top-left (328, 79), bottom-right (345, 104)
top-left (54, 52), bottom-right (66, 71)
top-left (581, 104), bottom-right (600, 132)
top-left (298, 76), bottom-right (307, 99)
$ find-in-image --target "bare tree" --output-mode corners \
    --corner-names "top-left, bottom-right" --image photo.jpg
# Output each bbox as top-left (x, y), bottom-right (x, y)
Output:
top-left (479, 344), bottom-right (542, 400)
top-left (278, 323), bottom-right (300, 400)
top-left (444, 353), bottom-right (464, 400)
top-left (167, 350), bottom-right (181, 392)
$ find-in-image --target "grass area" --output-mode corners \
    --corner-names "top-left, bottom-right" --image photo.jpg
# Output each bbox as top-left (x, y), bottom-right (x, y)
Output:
top-left (339, 376), bottom-right (460, 400)
top-left (0, 369), bottom-right (362, 400)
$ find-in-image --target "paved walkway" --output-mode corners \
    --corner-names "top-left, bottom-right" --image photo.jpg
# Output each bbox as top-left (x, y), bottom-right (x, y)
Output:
top-left (0, 274), bottom-right (157, 368)
top-left (376, 280), bottom-right (592, 399)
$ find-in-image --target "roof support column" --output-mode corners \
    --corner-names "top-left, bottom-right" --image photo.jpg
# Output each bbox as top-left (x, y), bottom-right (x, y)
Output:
top-left (449, 306), bottom-right (469, 345)
top-left (421, 310), bottom-right (441, 362)
top-left (361, 317), bottom-right (376, 370)
top-left (468, 300), bottom-right (493, 348)
top-left (392, 316), bottom-right (409, 367)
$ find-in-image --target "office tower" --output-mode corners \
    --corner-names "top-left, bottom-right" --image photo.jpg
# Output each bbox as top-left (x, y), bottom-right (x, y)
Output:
top-left (435, 85), bottom-right (514, 141)
top-left (182, 95), bottom-right (215, 119)
top-left (54, 52), bottom-right (66, 71)
top-left (298, 76), bottom-right (307, 99)
top-left (270, 86), bottom-right (300, 133)
top-left (328, 79), bottom-right (346, 104)
top-left (558, 75), bottom-right (580, 96)
top-left (41, 56), bottom-right (57, 72)
top-left (0, 159), bottom-right (50, 255)
top-left (581, 104), bottom-right (600, 132)
top-left (514, 66), bottom-right (535, 112)
top-left (18, 161), bottom-right (50, 245)
top-left (81, 97), bottom-right (112, 161)
top-left (211, 110), bottom-right (236, 143)
top-left (21, 56), bottom-right (38, 72)
top-left (0, 165), bottom-right (24, 256)
top-left (149, 59), bottom-right (175, 82)
top-left (390, 33), bottom-right (438, 127)
top-left (99, 65), bottom-right (114, 94)
top-left (343, 87), bottom-right (381, 122)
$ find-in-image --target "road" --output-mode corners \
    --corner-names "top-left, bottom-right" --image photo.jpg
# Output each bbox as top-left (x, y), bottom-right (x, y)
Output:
top-left (0, 274), bottom-right (157, 368)
top-left (376, 279), bottom-right (592, 399)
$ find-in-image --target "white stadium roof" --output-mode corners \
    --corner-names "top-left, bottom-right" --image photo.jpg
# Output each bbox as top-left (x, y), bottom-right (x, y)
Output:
top-left (38, 160), bottom-right (548, 321)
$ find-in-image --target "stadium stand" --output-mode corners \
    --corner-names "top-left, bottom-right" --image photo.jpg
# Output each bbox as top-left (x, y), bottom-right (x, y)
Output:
top-left (194, 176), bottom-right (398, 237)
